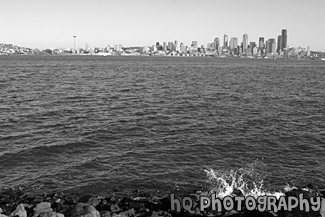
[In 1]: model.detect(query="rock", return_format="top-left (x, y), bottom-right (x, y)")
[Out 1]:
top-left (100, 211), bottom-right (111, 217)
top-left (34, 202), bottom-right (53, 217)
top-left (110, 204), bottom-right (121, 213)
top-left (56, 213), bottom-right (64, 217)
top-left (158, 197), bottom-right (170, 211)
top-left (117, 208), bottom-right (135, 217)
top-left (39, 211), bottom-right (64, 217)
top-left (78, 196), bottom-right (93, 204)
top-left (88, 198), bottom-right (99, 208)
top-left (232, 189), bottom-right (244, 196)
top-left (0, 208), bottom-right (7, 217)
top-left (243, 210), bottom-right (275, 217)
top-left (118, 198), bottom-right (133, 211)
top-left (224, 210), bottom-right (238, 216)
top-left (9, 204), bottom-right (27, 217)
top-left (150, 211), bottom-right (171, 217)
top-left (129, 201), bottom-right (145, 211)
top-left (96, 199), bottom-right (112, 212)
top-left (77, 196), bottom-right (99, 208)
top-left (72, 203), bottom-right (100, 217)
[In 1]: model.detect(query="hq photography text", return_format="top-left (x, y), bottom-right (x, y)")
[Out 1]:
top-left (170, 193), bottom-right (324, 213)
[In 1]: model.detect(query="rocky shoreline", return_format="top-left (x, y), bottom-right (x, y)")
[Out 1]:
top-left (0, 186), bottom-right (324, 217)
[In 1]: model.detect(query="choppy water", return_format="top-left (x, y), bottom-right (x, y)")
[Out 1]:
top-left (0, 56), bottom-right (324, 196)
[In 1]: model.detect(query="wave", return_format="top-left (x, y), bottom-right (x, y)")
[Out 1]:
top-left (203, 160), bottom-right (285, 199)
top-left (0, 140), bottom-right (96, 167)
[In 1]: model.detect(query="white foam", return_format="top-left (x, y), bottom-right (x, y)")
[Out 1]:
top-left (204, 161), bottom-right (284, 199)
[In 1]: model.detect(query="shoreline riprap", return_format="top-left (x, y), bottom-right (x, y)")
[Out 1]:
top-left (0, 184), bottom-right (324, 217)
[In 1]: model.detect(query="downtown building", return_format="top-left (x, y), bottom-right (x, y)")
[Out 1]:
top-left (281, 29), bottom-right (288, 51)
top-left (243, 34), bottom-right (248, 55)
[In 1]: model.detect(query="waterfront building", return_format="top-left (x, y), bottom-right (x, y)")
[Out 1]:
top-left (267, 38), bottom-right (276, 54)
top-left (167, 42), bottom-right (173, 51)
top-left (307, 46), bottom-right (310, 57)
top-left (207, 43), bottom-right (212, 51)
top-left (180, 43), bottom-right (186, 53)
top-left (223, 34), bottom-right (228, 48)
top-left (230, 37), bottom-right (238, 54)
top-left (175, 41), bottom-right (179, 52)
top-left (277, 35), bottom-right (282, 55)
top-left (258, 37), bottom-right (265, 49)
top-left (249, 42), bottom-right (256, 53)
top-left (191, 41), bottom-right (198, 50)
top-left (163, 42), bottom-right (167, 51)
top-left (281, 29), bottom-right (288, 51)
top-left (243, 33), bottom-right (248, 55)
top-left (252, 46), bottom-right (258, 56)
top-left (114, 44), bottom-right (123, 52)
top-left (214, 37), bottom-right (220, 51)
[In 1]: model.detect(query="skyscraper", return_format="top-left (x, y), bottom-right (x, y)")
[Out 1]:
top-left (281, 29), bottom-right (287, 51)
top-left (180, 43), bottom-right (186, 53)
top-left (277, 35), bottom-right (282, 54)
top-left (268, 38), bottom-right (276, 54)
top-left (214, 37), bottom-right (220, 51)
top-left (163, 42), bottom-right (167, 51)
top-left (258, 37), bottom-right (265, 49)
top-left (243, 34), bottom-right (248, 54)
top-left (191, 41), bottom-right (198, 50)
top-left (175, 40), bottom-right (179, 52)
top-left (230, 37), bottom-right (238, 54)
top-left (223, 34), bottom-right (228, 48)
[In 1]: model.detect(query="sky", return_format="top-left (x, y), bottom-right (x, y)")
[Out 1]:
top-left (1, 0), bottom-right (324, 51)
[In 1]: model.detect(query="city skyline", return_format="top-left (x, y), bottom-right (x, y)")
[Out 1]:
top-left (1, 0), bottom-right (325, 51)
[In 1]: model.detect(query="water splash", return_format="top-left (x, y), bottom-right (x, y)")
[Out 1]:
top-left (204, 160), bottom-right (284, 198)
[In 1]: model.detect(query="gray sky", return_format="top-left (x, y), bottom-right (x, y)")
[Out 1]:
top-left (1, 0), bottom-right (324, 51)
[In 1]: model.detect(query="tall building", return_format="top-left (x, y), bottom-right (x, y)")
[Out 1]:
top-left (163, 42), bottom-right (167, 51)
top-left (258, 37), bottom-right (265, 49)
top-left (207, 43), bottom-right (212, 51)
top-left (175, 40), bottom-right (179, 52)
top-left (180, 43), bottom-right (186, 53)
top-left (265, 40), bottom-right (269, 54)
top-left (268, 38), bottom-right (276, 54)
top-left (281, 29), bottom-right (287, 51)
top-left (191, 41), bottom-right (198, 49)
top-left (230, 37), bottom-right (238, 54)
top-left (168, 42), bottom-right (173, 51)
top-left (250, 42), bottom-right (257, 50)
top-left (223, 34), bottom-right (228, 48)
top-left (214, 37), bottom-right (220, 51)
top-left (243, 34), bottom-right (248, 54)
top-left (277, 35), bottom-right (282, 54)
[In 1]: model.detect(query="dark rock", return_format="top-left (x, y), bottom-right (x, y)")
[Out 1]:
top-left (158, 197), bottom-right (170, 211)
top-left (71, 203), bottom-right (100, 217)
top-left (232, 189), bottom-right (244, 197)
top-left (33, 202), bottom-right (52, 217)
top-left (77, 196), bottom-right (93, 204)
top-left (118, 198), bottom-right (133, 210)
top-left (95, 199), bottom-right (112, 212)
top-left (116, 208), bottom-right (135, 217)
top-left (244, 210), bottom-right (275, 217)
top-left (88, 198), bottom-right (99, 208)
top-left (150, 210), bottom-right (171, 217)
top-left (39, 211), bottom-right (64, 217)
top-left (110, 204), bottom-right (121, 213)
top-left (129, 201), bottom-right (146, 212)
top-left (101, 211), bottom-right (111, 217)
